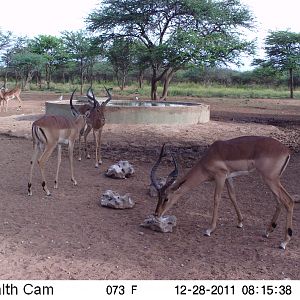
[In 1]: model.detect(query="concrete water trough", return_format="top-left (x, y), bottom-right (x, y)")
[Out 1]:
top-left (45, 98), bottom-right (210, 125)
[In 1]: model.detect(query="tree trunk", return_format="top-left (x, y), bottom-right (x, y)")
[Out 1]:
top-left (138, 70), bottom-right (144, 89)
top-left (80, 59), bottom-right (84, 95)
top-left (89, 63), bottom-right (94, 87)
top-left (121, 73), bottom-right (126, 91)
top-left (289, 68), bottom-right (294, 99)
top-left (151, 79), bottom-right (158, 100)
top-left (160, 68), bottom-right (176, 101)
top-left (4, 69), bottom-right (8, 89)
top-left (151, 67), bottom-right (158, 100)
top-left (24, 71), bottom-right (33, 90)
top-left (46, 64), bottom-right (50, 89)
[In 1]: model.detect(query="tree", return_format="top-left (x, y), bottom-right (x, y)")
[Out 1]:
top-left (62, 30), bottom-right (100, 94)
top-left (29, 35), bottom-right (65, 89)
top-left (0, 30), bottom-right (12, 51)
top-left (256, 30), bottom-right (300, 98)
top-left (1, 36), bottom-right (31, 87)
top-left (107, 38), bottom-right (136, 90)
top-left (87, 0), bottom-right (255, 100)
top-left (0, 31), bottom-right (13, 87)
top-left (10, 52), bottom-right (46, 89)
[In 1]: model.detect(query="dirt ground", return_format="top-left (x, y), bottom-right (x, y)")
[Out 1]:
top-left (0, 91), bottom-right (299, 280)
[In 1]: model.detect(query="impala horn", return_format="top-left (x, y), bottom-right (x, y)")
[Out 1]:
top-left (103, 86), bottom-right (112, 106)
top-left (70, 89), bottom-right (79, 117)
top-left (150, 144), bottom-right (178, 192)
top-left (87, 87), bottom-right (99, 108)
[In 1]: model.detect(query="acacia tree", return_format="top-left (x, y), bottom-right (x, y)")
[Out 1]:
top-left (257, 31), bottom-right (300, 98)
top-left (62, 30), bottom-right (99, 94)
top-left (87, 0), bottom-right (255, 100)
top-left (0, 31), bottom-right (14, 87)
top-left (29, 35), bottom-right (65, 89)
top-left (107, 38), bottom-right (136, 90)
top-left (2, 34), bottom-right (46, 88)
top-left (11, 52), bottom-right (46, 89)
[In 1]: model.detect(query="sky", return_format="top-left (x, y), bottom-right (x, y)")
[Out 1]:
top-left (0, 0), bottom-right (99, 37)
top-left (1, 0), bottom-right (300, 69)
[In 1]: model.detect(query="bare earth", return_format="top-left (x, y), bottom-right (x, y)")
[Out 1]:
top-left (0, 91), bottom-right (299, 280)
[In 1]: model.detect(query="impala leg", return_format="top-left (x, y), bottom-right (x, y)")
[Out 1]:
top-left (264, 178), bottom-right (294, 249)
top-left (279, 184), bottom-right (294, 249)
top-left (78, 130), bottom-right (83, 161)
top-left (94, 127), bottom-right (103, 168)
top-left (205, 175), bottom-right (226, 236)
top-left (84, 125), bottom-right (92, 159)
top-left (226, 178), bottom-right (243, 228)
top-left (28, 144), bottom-right (39, 196)
top-left (16, 95), bottom-right (22, 110)
top-left (68, 141), bottom-right (77, 186)
top-left (265, 198), bottom-right (282, 238)
top-left (38, 144), bottom-right (57, 196)
top-left (54, 145), bottom-right (62, 189)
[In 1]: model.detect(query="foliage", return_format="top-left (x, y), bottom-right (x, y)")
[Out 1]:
top-left (0, 30), bottom-right (12, 52)
top-left (107, 38), bottom-right (136, 90)
top-left (29, 35), bottom-right (66, 88)
top-left (264, 31), bottom-right (300, 70)
top-left (87, 0), bottom-right (256, 100)
top-left (254, 30), bottom-right (300, 98)
top-left (61, 30), bottom-right (101, 94)
top-left (11, 51), bottom-right (47, 89)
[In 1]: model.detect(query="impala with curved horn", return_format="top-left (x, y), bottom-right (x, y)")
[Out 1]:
top-left (78, 87), bottom-right (112, 168)
top-left (28, 90), bottom-right (89, 196)
top-left (151, 136), bottom-right (295, 250)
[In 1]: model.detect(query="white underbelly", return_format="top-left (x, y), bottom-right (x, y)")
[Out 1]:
top-left (58, 137), bottom-right (69, 145)
top-left (227, 170), bottom-right (252, 178)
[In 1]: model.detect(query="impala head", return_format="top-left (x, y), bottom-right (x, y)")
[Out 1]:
top-left (87, 86), bottom-right (112, 108)
top-left (151, 144), bottom-right (179, 217)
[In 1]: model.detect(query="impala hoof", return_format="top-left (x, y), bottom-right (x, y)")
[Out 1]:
top-left (237, 222), bottom-right (243, 228)
top-left (279, 242), bottom-right (286, 250)
top-left (204, 229), bottom-right (212, 237)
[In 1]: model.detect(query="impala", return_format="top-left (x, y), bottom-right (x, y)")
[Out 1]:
top-left (78, 87), bottom-right (112, 168)
top-left (151, 136), bottom-right (295, 249)
top-left (28, 90), bottom-right (88, 196)
top-left (0, 86), bottom-right (22, 112)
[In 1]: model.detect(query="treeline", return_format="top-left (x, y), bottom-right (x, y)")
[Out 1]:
top-left (0, 30), bottom-right (299, 96)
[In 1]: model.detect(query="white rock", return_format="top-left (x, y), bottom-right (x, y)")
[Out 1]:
top-left (100, 190), bottom-right (135, 209)
top-left (105, 161), bottom-right (135, 179)
top-left (141, 215), bottom-right (177, 232)
top-left (106, 164), bottom-right (125, 179)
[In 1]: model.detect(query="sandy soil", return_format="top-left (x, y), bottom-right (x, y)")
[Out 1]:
top-left (0, 91), bottom-right (299, 280)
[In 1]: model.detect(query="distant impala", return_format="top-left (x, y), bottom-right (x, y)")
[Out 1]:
top-left (0, 86), bottom-right (22, 112)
